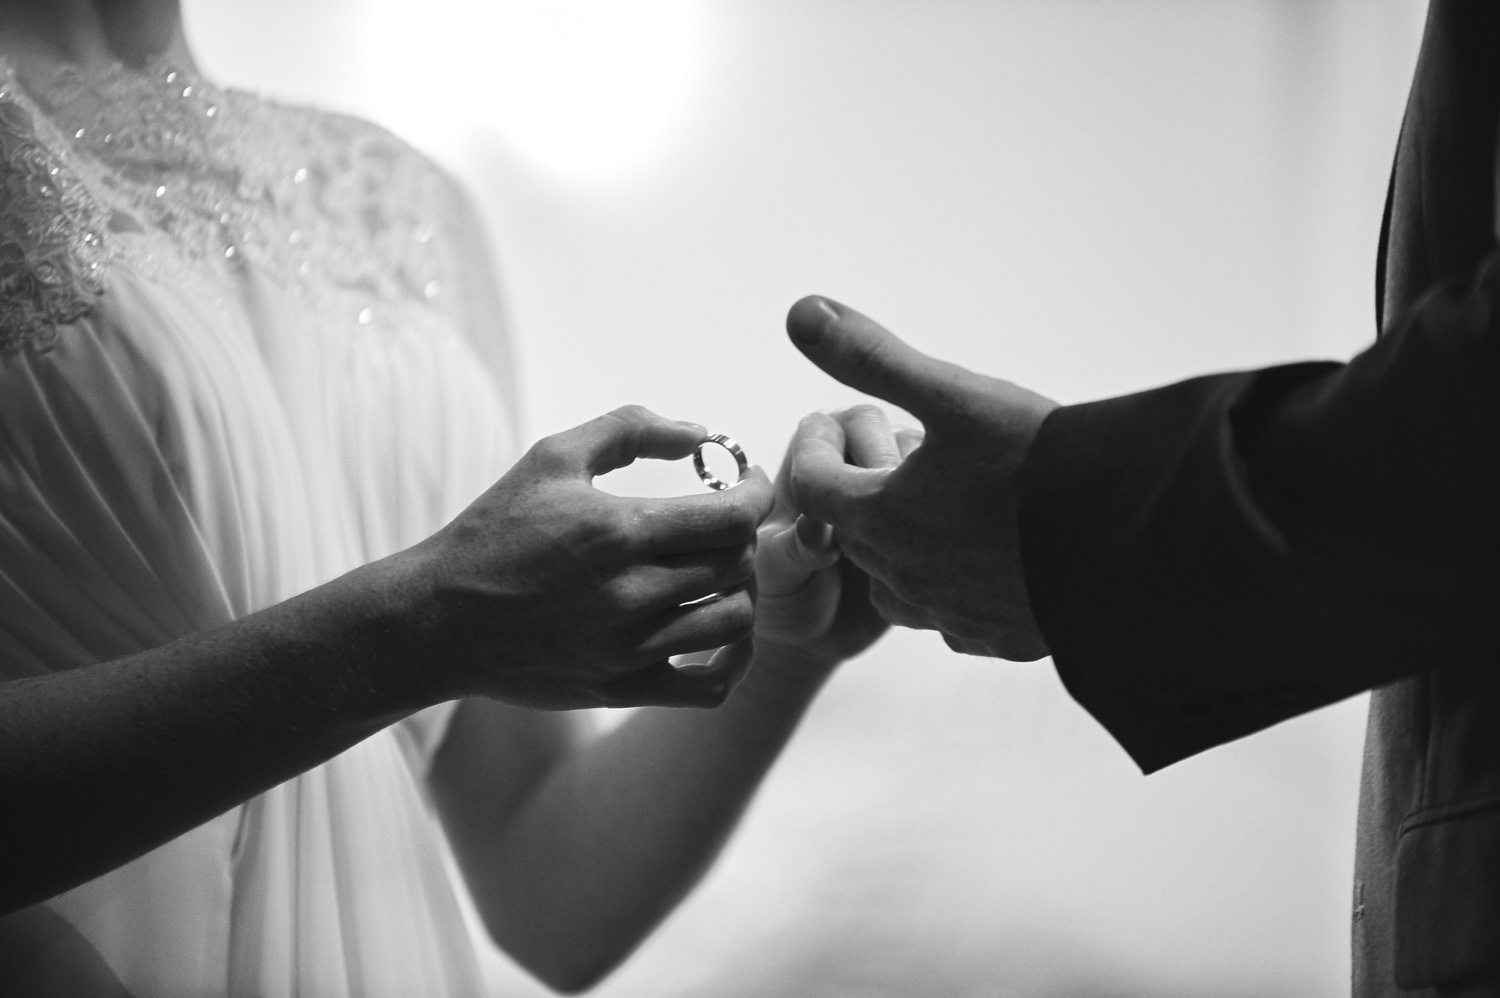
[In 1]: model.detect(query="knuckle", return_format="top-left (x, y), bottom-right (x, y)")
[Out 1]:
top-left (600, 411), bottom-right (641, 448)
top-left (528, 434), bottom-right (570, 469)
top-left (599, 578), bottom-right (641, 618)
top-left (565, 507), bottom-right (638, 561)
top-left (793, 411), bottom-right (826, 439)
top-left (609, 507), bottom-right (647, 552)
top-left (611, 403), bottom-right (652, 423)
top-left (603, 405), bottom-right (653, 449)
top-left (843, 402), bottom-right (885, 424)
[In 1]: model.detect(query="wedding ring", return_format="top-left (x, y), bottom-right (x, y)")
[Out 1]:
top-left (694, 433), bottom-right (749, 491)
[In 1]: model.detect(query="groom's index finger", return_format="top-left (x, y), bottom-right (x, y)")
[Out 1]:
top-left (786, 296), bottom-right (955, 428)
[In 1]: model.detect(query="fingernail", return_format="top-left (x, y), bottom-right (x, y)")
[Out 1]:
top-left (795, 514), bottom-right (836, 552)
top-left (789, 297), bottom-right (838, 346)
top-left (676, 420), bottom-right (707, 435)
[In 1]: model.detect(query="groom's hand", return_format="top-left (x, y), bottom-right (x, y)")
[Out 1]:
top-left (785, 297), bottom-right (1057, 661)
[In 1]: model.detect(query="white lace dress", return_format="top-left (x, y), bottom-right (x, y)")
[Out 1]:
top-left (0, 57), bottom-right (517, 997)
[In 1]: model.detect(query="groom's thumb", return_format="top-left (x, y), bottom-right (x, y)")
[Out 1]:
top-left (786, 296), bottom-right (964, 426)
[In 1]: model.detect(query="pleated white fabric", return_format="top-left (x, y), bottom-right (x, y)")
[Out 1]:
top-left (0, 56), bottom-right (518, 997)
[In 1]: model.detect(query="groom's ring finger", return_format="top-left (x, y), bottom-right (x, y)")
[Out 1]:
top-left (837, 404), bottom-right (901, 469)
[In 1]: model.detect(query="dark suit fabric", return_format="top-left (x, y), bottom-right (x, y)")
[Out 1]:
top-left (1017, 3), bottom-right (1499, 993)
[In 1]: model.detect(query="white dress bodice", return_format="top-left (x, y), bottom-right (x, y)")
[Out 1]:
top-left (0, 56), bottom-right (517, 997)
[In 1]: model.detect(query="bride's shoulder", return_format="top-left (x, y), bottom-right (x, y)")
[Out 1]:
top-left (251, 96), bottom-right (470, 221)
top-left (0, 76), bottom-right (110, 360)
top-left (243, 94), bottom-right (493, 305)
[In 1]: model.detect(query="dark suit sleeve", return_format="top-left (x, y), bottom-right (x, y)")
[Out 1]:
top-left (1017, 251), bottom-right (1500, 774)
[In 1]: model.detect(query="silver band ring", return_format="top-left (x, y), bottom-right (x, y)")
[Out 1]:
top-left (694, 433), bottom-right (749, 491)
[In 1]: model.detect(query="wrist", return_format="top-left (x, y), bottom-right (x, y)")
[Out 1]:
top-left (299, 546), bottom-right (457, 713)
top-left (746, 639), bottom-right (844, 686)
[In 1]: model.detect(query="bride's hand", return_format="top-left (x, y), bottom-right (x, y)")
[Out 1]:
top-left (379, 405), bottom-right (774, 711)
top-left (752, 405), bottom-right (917, 667)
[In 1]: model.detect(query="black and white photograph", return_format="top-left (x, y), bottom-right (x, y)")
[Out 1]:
top-left (0, 1), bottom-right (1494, 996)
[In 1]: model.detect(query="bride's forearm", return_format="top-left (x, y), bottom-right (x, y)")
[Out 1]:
top-left (0, 408), bottom-right (777, 916)
top-left (444, 644), bottom-right (838, 994)
top-left (0, 558), bottom-right (436, 915)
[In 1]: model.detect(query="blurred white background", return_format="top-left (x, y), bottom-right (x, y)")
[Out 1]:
top-left (183, 2), bottom-right (1428, 994)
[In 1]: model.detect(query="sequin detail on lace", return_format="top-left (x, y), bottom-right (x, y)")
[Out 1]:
top-left (0, 56), bottom-right (468, 353)
top-left (0, 89), bottom-right (109, 359)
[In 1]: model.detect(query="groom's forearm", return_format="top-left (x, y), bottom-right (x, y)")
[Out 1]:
top-left (1019, 254), bottom-right (1499, 772)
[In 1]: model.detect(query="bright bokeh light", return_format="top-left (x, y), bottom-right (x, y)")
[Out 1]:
top-left (362, 0), bottom-right (698, 178)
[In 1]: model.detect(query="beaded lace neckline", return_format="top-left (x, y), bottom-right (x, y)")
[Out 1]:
top-left (0, 53), bottom-right (459, 359)
top-left (9, 55), bottom-right (228, 163)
